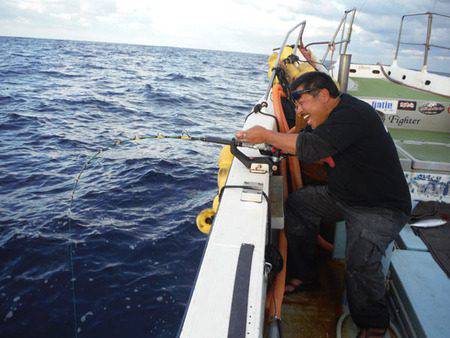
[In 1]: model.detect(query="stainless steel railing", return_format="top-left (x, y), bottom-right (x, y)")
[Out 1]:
top-left (394, 12), bottom-right (450, 72)
top-left (263, 20), bottom-right (306, 101)
top-left (263, 8), bottom-right (357, 100)
top-left (321, 8), bottom-right (356, 65)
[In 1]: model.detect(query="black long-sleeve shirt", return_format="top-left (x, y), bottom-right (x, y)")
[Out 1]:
top-left (296, 130), bottom-right (337, 163)
top-left (295, 94), bottom-right (411, 214)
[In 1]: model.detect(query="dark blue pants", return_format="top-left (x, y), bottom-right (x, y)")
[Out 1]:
top-left (285, 185), bottom-right (409, 329)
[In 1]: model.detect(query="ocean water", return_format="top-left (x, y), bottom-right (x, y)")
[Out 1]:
top-left (0, 36), bottom-right (268, 337)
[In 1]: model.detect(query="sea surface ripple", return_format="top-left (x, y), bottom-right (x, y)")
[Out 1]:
top-left (0, 36), bottom-right (268, 337)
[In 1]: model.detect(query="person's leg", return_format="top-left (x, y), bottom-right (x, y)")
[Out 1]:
top-left (285, 185), bottom-right (342, 287)
top-left (342, 205), bottom-right (409, 331)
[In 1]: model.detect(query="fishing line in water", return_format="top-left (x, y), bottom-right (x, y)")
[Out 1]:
top-left (65, 130), bottom-right (245, 336)
top-left (67, 131), bottom-right (239, 207)
top-left (66, 142), bottom-right (118, 337)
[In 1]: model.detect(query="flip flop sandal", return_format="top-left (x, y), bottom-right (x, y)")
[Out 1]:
top-left (357, 328), bottom-right (387, 338)
top-left (284, 280), bottom-right (319, 294)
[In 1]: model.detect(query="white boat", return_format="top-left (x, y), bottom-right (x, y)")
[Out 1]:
top-left (179, 10), bottom-right (450, 338)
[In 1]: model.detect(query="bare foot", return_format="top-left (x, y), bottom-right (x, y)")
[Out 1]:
top-left (285, 278), bottom-right (303, 293)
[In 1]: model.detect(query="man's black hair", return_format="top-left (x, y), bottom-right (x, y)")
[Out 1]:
top-left (290, 71), bottom-right (340, 98)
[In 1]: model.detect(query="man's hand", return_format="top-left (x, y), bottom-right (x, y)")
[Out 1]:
top-left (235, 126), bottom-right (269, 144)
top-left (236, 126), bottom-right (298, 154)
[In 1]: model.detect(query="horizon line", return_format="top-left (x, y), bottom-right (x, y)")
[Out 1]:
top-left (0, 34), bottom-right (269, 57)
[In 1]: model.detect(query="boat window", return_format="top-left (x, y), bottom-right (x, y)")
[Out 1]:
top-left (372, 70), bottom-right (380, 74)
top-left (402, 75), bottom-right (406, 80)
top-left (425, 80), bottom-right (431, 85)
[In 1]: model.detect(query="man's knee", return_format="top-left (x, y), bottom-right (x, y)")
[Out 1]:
top-left (345, 237), bottom-right (386, 301)
top-left (346, 236), bottom-right (383, 271)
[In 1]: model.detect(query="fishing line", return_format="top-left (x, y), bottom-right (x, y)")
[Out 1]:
top-left (65, 131), bottom-right (240, 334)
top-left (66, 142), bottom-right (119, 338)
top-left (65, 130), bottom-right (283, 336)
top-left (67, 131), bottom-right (239, 207)
top-left (66, 210), bottom-right (79, 338)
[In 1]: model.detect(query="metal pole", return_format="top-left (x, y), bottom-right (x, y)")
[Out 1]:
top-left (321, 15), bottom-right (346, 65)
top-left (394, 16), bottom-right (405, 61)
top-left (264, 21), bottom-right (306, 101)
top-left (337, 54), bottom-right (352, 93)
top-left (321, 8), bottom-right (355, 66)
top-left (342, 9), bottom-right (356, 55)
top-left (339, 18), bottom-right (346, 56)
top-left (292, 23), bottom-right (306, 56)
top-left (422, 12), bottom-right (433, 72)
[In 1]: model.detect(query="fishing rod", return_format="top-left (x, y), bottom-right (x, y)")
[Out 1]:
top-left (69, 131), bottom-right (286, 205)
top-left (133, 132), bottom-right (288, 173)
top-left (124, 132), bottom-right (243, 147)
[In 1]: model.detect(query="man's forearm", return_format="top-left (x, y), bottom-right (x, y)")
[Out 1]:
top-left (264, 130), bottom-right (298, 154)
top-left (235, 126), bottom-right (298, 154)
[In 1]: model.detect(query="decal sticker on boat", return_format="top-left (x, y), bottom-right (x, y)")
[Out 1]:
top-left (397, 100), bottom-right (416, 111)
top-left (386, 115), bottom-right (421, 127)
top-left (418, 102), bottom-right (445, 115)
top-left (363, 99), bottom-right (398, 114)
top-left (405, 172), bottom-right (450, 203)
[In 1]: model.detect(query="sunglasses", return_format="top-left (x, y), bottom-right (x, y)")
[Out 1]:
top-left (291, 88), bottom-right (318, 100)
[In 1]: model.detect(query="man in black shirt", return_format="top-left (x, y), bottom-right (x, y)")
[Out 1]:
top-left (235, 71), bottom-right (411, 337)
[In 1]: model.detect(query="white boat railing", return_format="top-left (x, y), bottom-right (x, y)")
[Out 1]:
top-left (263, 20), bottom-right (306, 101)
top-left (264, 8), bottom-right (357, 100)
top-left (394, 12), bottom-right (450, 73)
top-left (321, 8), bottom-right (356, 64)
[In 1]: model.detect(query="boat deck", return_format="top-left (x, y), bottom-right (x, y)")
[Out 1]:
top-left (348, 77), bottom-right (450, 102)
top-left (390, 128), bottom-right (450, 164)
top-left (282, 252), bottom-right (345, 338)
top-left (390, 129), bottom-right (450, 144)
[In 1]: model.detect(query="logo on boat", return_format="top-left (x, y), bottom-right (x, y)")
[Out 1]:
top-left (397, 100), bottom-right (416, 111)
top-left (387, 115), bottom-right (421, 127)
top-left (418, 103), bottom-right (445, 115)
top-left (364, 99), bottom-right (397, 115)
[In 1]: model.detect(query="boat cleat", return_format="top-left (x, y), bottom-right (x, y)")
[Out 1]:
top-left (250, 162), bottom-right (270, 174)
